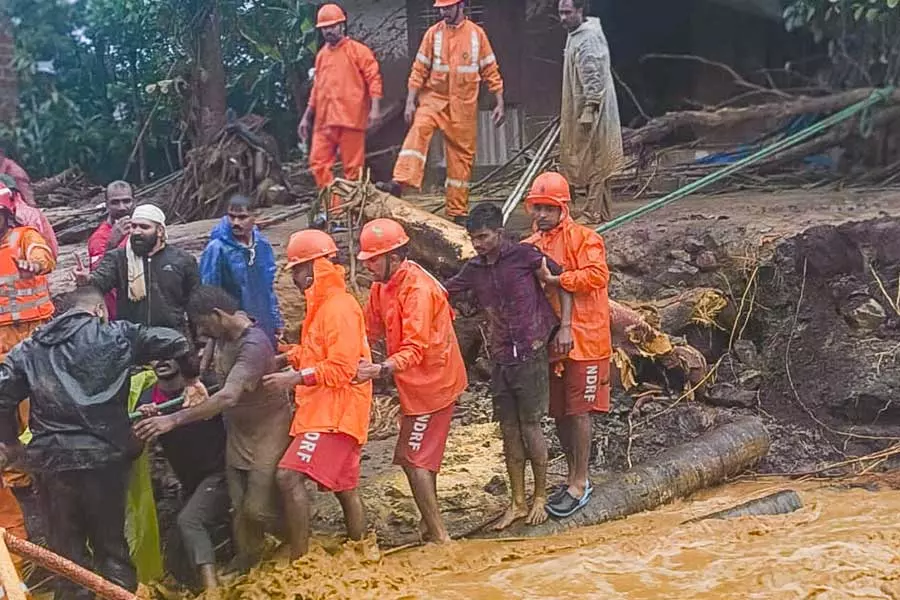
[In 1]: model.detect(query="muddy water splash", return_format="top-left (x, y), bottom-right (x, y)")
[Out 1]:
top-left (195, 479), bottom-right (900, 600)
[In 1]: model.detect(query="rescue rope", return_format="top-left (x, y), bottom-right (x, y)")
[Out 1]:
top-left (596, 87), bottom-right (898, 234)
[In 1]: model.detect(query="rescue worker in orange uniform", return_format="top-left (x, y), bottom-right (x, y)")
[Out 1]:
top-left (380, 0), bottom-right (505, 225)
top-left (262, 230), bottom-right (372, 559)
top-left (525, 172), bottom-right (611, 519)
top-left (299, 4), bottom-right (383, 220)
top-left (0, 181), bottom-right (55, 590)
top-left (354, 219), bottom-right (467, 544)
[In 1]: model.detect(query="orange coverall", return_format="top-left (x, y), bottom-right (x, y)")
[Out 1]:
top-left (364, 260), bottom-right (467, 416)
top-left (308, 38), bottom-right (383, 211)
top-left (288, 258), bottom-right (373, 445)
top-left (525, 212), bottom-right (611, 362)
top-left (394, 19), bottom-right (503, 218)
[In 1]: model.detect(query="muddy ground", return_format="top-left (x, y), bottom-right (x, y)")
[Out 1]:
top-left (229, 186), bottom-right (900, 553)
top-left (46, 185), bottom-right (900, 596)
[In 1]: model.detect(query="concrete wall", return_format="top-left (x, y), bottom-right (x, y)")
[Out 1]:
top-left (0, 17), bottom-right (16, 123)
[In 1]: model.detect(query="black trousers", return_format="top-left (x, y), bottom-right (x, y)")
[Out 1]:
top-left (37, 462), bottom-right (137, 600)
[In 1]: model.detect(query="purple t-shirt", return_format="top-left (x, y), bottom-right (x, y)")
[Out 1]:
top-left (445, 239), bottom-right (561, 365)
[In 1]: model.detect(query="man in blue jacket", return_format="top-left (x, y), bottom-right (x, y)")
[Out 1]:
top-left (199, 195), bottom-right (283, 347)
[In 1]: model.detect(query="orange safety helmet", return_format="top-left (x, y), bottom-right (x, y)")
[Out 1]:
top-left (525, 171), bottom-right (571, 208)
top-left (433, 0), bottom-right (463, 7)
top-left (284, 229), bottom-right (338, 269)
top-left (357, 218), bottom-right (410, 261)
top-left (316, 3), bottom-right (346, 28)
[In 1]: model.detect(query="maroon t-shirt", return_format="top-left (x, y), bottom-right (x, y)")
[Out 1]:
top-left (445, 239), bottom-right (561, 365)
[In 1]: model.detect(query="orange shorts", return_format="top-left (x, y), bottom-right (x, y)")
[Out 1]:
top-left (549, 359), bottom-right (611, 418)
top-left (278, 432), bottom-right (361, 492)
top-left (393, 402), bottom-right (455, 473)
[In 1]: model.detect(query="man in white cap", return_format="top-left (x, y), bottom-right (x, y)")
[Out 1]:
top-left (75, 203), bottom-right (200, 332)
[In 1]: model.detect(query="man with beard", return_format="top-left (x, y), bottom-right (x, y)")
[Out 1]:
top-left (299, 3), bottom-right (382, 220)
top-left (75, 203), bottom-right (200, 332)
top-left (87, 181), bottom-right (136, 319)
top-left (557, 0), bottom-right (623, 222)
top-left (199, 195), bottom-right (283, 347)
top-left (378, 0), bottom-right (504, 225)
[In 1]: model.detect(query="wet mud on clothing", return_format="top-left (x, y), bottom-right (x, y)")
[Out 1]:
top-left (213, 326), bottom-right (292, 472)
top-left (38, 461), bottom-right (136, 600)
top-left (490, 347), bottom-right (550, 425)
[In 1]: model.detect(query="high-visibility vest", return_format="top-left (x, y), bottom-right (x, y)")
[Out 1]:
top-left (0, 228), bottom-right (53, 325)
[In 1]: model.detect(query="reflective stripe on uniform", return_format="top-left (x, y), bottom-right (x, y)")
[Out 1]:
top-left (456, 30), bottom-right (480, 74)
top-left (479, 54), bottom-right (496, 67)
top-left (432, 30), bottom-right (450, 73)
top-left (399, 149), bottom-right (428, 163)
top-left (416, 53), bottom-right (432, 66)
top-left (445, 178), bottom-right (470, 189)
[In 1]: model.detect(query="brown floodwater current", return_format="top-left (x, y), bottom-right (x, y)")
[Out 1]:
top-left (199, 478), bottom-right (900, 600)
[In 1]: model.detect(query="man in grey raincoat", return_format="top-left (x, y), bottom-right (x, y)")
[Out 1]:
top-left (558, 0), bottom-right (624, 222)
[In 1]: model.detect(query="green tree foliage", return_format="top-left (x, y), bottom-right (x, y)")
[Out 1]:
top-left (784, 0), bottom-right (900, 87)
top-left (1, 0), bottom-right (317, 182)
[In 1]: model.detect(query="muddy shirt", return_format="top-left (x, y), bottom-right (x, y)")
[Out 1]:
top-left (445, 239), bottom-right (561, 365)
top-left (214, 325), bottom-right (292, 471)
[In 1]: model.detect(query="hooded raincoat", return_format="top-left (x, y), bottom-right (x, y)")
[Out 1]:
top-left (560, 17), bottom-right (624, 218)
top-left (199, 217), bottom-right (283, 344)
top-left (525, 210), bottom-right (611, 362)
top-left (288, 259), bottom-right (373, 445)
top-left (0, 310), bottom-right (193, 471)
top-left (365, 260), bottom-right (467, 416)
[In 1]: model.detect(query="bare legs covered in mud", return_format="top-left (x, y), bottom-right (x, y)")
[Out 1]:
top-left (493, 419), bottom-right (548, 530)
top-left (276, 469), bottom-right (366, 559)
top-left (555, 414), bottom-right (591, 499)
top-left (404, 466), bottom-right (451, 543)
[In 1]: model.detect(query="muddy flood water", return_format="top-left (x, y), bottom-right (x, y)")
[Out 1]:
top-left (206, 477), bottom-right (900, 600)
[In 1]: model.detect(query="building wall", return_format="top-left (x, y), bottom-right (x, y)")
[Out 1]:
top-left (0, 17), bottom-right (16, 123)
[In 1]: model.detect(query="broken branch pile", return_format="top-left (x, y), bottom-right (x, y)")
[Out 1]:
top-left (169, 114), bottom-right (289, 223)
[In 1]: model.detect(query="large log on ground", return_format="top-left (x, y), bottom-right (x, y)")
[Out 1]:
top-left (682, 489), bottom-right (802, 524)
top-left (624, 88), bottom-right (900, 150)
top-left (476, 416), bottom-right (770, 538)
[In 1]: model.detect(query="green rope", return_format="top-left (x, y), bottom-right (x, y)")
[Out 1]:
top-left (596, 87), bottom-right (897, 234)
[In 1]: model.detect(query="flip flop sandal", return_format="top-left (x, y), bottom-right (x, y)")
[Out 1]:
top-left (546, 484), bottom-right (594, 519)
top-left (548, 483), bottom-right (568, 503)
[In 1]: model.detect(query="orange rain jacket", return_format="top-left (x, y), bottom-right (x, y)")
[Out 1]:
top-left (309, 37), bottom-right (383, 131)
top-left (409, 19), bottom-right (503, 123)
top-left (365, 260), bottom-right (467, 416)
top-left (525, 215), bottom-right (611, 361)
top-left (288, 258), bottom-right (373, 445)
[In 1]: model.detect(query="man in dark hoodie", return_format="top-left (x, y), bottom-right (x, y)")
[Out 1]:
top-left (199, 195), bottom-right (283, 346)
top-left (0, 286), bottom-right (206, 600)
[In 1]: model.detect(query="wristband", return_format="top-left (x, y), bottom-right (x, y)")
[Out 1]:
top-left (300, 368), bottom-right (317, 387)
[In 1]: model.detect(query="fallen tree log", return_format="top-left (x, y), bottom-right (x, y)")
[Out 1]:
top-left (476, 416), bottom-right (771, 538)
top-left (624, 88), bottom-right (900, 150)
top-left (683, 489), bottom-right (802, 524)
